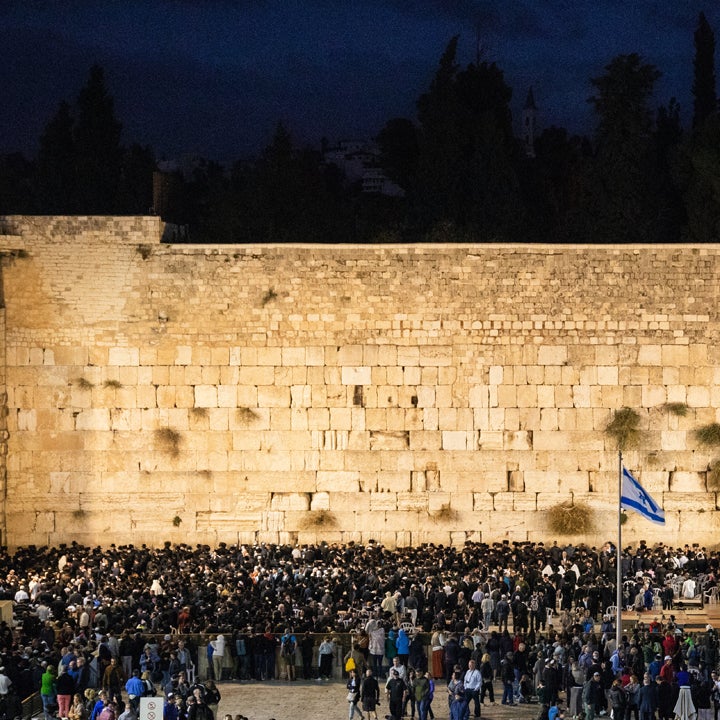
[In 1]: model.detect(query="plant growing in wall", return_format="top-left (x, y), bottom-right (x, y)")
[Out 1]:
top-left (172, 515), bottom-right (182, 527)
top-left (154, 427), bottom-right (182, 458)
top-left (136, 244), bottom-right (152, 260)
top-left (190, 407), bottom-right (209, 418)
top-left (694, 423), bottom-right (720, 447)
top-left (236, 407), bottom-right (259, 425)
top-left (604, 407), bottom-right (642, 450)
top-left (430, 504), bottom-right (458, 522)
top-left (661, 402), bottom-right (688, 417)
top-left (103, 379), bottom-right (123, 389)
top-left (261, 288), bottom-right (278, 307)
top-left (74, 377), bottom-right (94, 390)
top-left (299, 509), bottom-right (337, 530)
top-left (547, 501), bottom-right (594, 535)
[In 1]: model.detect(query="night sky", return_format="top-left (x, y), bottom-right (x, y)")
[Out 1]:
top-left (2, 1), bottom-right (718, 163)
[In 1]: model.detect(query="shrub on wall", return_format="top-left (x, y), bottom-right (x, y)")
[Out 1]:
top-left (707, 461), bottom-right (720, 490)
top-left (299, 509), bottom-right (337, 530)
top-left (547, 501), bottom-right (594, 535)
top-left (604, 407), bottom-right (642, 450)
top-left (236, 407), bottom-right (259, 425)
top-left (695, 423), bottom-right (720, 447)
top-left (661, 402), bottom-right (688, 417)
top-left (154, 427), bottom-right (182, 458)
top-left (430, 505), bottom-right (458, 522)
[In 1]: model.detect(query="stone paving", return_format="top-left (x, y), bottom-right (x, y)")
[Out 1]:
top-left (215, 679), bottom-right (544, 720)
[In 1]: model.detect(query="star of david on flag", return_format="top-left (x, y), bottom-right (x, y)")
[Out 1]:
top-left (621, 466), bottom-right (665, 525)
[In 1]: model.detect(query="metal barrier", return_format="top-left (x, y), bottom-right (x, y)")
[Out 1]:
top-left (20, 691), bottom-right (42, 720)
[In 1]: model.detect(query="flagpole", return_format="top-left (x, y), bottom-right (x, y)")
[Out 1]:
top-left (616, 450), bottom-right (623, 652)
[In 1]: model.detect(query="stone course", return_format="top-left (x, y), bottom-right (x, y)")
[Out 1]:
top-left (1, 216), bottom-right (720, 547)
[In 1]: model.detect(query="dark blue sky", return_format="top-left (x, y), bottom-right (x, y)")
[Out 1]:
top-left (1, 1), bottom-right (717, 162)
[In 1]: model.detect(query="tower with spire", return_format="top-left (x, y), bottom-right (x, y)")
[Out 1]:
top-left (522, 87), bottom-right (537, 158)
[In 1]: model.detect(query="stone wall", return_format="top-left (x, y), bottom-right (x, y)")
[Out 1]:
top-left (1, 215), bottom-right (719, 549)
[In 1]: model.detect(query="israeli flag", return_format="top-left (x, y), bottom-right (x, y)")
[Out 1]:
top-left (621, 467), bottom-right (665, 525)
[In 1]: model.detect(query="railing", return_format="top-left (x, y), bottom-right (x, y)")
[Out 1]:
top-left (21, 691), bottom-right (42, 720)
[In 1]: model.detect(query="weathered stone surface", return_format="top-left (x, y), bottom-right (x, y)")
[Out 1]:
top-left (4, 217), bottom-right (720, 547)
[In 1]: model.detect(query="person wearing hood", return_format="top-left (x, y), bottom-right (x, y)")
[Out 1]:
top-left (396, 628), bottom-right (410, 667)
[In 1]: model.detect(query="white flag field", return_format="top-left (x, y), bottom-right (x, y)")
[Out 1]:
top-left (621, 466), bottom-right (666, 525)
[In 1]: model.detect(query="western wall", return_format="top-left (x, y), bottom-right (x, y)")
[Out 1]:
top-left (1, 215), bottom-right (719, 550)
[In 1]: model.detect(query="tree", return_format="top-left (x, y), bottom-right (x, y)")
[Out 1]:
top-left (377, 117), bottom-right (418, 192)
top-left (116, 144), bottom-right (156, 215)
top-left (36, 101), bottom-right (77, 213)
top-left (674, 114), bottom-right (720, 242)
top-left (582, 54), bottom-right (664, 242)
top-left (413, 36), bottom-right (521, 237)
top-left (0, 153), bottom-right (35, 213)
top-left (74, 65), bottom-right (123, 213)
top-left (693, 11), bottom-right (717, 130)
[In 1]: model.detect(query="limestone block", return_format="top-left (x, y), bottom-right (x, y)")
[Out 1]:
top-left (468, 386), bottom-right (490, 408)
top-left (418, 346), bottom-right (451, 366)
top-left (17, 409), bottom-right (36, 431)
top-left (660, 430), bottom-right (686, 452)
top-left (687, 386), bottom-right (710, 407)
top-left (596, 366), bottom-right (618, 385)
top-left (397, 492), bottom-right (428, 512)
top-left (397, 346), bottom-right (419, 366)
top-left (455, 471), bottom-right (505, 493)
top-left (662, 345), bottom-right (689, 365)
top-left (442, 431), bottom-right (469, 450)
top-left (434, 385), bottom-right (452, 408)
top-left (409, 431), bottom-right (441, 451)
top-left (75, 409), bottom-right (110, 431)
top-left (538, 346), bottom-right (567, 365)
top-left (513, 493), bottom-right (537, 511)
top-left (342, 366), bottom-right (371, 385)
top-left (69, 386), bottom-right (92, 409)
top-left (640, 385), bottom-right (665, 407)
top-left (329, 491), bottom-right (370, 512)
top-left (368, 430), bottom-right (407, 450)
top-left (316, 471), bottom-right (359, 492)
top-left (194, 385), bottom-right (218, 408)
top-left (279, 347), bottom-right (304, 366)
top-left (536, 492), bottom-right (574, 510)
top-left (270, 493), bottom-right (311, 511)
top-left (476, 430), bottom-right (502, 450)
top-left (109, 347), bottom-right (140, 366)
top-left (175, 346), bottom-right (192, 365)
top-left (376, 471), bottom-right (410, 493)
top-left (357, 509), bottom-right (390, 531)
top-left (482, 512), bottom-right (533, 542)
top-left (663, 491), bottom-right (713, 510)
top-left (328, 408), bottom-right (351, 431)
top-left (257, 385), bottom-right (289, 407)
top-left (401, 365), bottom-right (420, 384)
top-left (493, 492), bottom-right (513, 511)
top-left (552, 385), bottom-right (572, 408)
top-left (669, 471), bottom-right (705, 492)
top-left (532, 431), bottom-right (568, 451)
top-left (256, 347), bottom-right (281, 366)
top-left (598, 385), bottom-right (623, 409)
top-left (523, 470), bottom-right (561, 493)
top-left (637, 345), bottom-right (662, 365)
top-left (370, 492), bottom-right (397, 511)
top-left (504, 430), bottom-right (532, 450)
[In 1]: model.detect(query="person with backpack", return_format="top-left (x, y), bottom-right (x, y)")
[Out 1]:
top-left (279, 629), bottom-right (296, 681)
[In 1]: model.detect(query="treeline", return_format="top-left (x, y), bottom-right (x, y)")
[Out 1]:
top-left (3, 13), bottom-right (720, 243)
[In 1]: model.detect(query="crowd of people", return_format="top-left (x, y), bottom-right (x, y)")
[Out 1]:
top-left (0, 538), bottom-right (717, 720)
